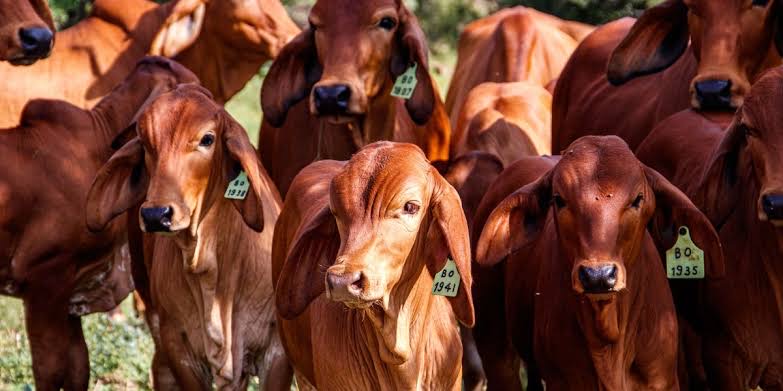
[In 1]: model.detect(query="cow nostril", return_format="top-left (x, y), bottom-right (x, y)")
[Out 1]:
top-left (140, 206), bottom-right (175, 232)
top-left (313, 85), bottom-right (352, 115)
top-left (18, 27), bottom-right (53, 57)
top-left (694, 79), bottom-right (733, 109)
top-left (348, 272), bottom-right (364, 293)
top-left (578, 264), bottom-right (618, 293)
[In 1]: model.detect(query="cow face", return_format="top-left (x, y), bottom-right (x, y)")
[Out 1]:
top-left (608, 0), bottom-right (783, 110)
top-left (261, 0), bottom-right (436, 127)
top-left (0, 0), bottom-right (54, 65)
top-left (477, 136), bottom-right (724, 298)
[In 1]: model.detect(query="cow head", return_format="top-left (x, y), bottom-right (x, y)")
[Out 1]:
top-left (87, 85), bottom-right (268, 240)
top-left (0, 0), bottom-right (54, 65)
top-left (477, 136), bottom-right (723, 305)
top-left (261, 0), bottom-right (436, 127)
top-left (275, 142), bottom-right (473, 363)
top-left (700, 66), bottom-right (783, 227)
top-left (607, 0), bottom-right (783, 110)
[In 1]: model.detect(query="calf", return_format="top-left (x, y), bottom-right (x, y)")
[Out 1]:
top-left (86, 85), bottom-right (285, 389)
top-left (272, 142), bottom-right (473, 390)
top-left (637, 65), bottom-right (783, 390)
top-left (475, 136), bottom-right (724, 390)
top-left (259, 0), bottom-right (451, 197)
top-left (0, 0), bottom-right (53, 64)
top-left (0, 57), bottom-right (196, 390)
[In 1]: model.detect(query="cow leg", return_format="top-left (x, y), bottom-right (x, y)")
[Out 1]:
top-left (263, 350), bottom-right (294, 391)
top-left (157, 323), bottom-right (209, 390)
top-left (25, 289), bottom-right (89, 391)
top-left (460, 326), bottom-right (487, 391)
top-left (152, 348), bottom-right (182, 391)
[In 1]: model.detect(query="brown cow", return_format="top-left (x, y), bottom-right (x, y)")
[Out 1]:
top-left (86, 84), bottom-right (286, 389)
top-left (0, 0), bottom-right (299, 127)
top-left (445, 6), bottom-right (591, 125)
top-left (0, 57), bottom-right (197, 390)
top-left (475, 136), bottom-right (725, 390)
top-left (0, 0), bottom-right (53, 64)
top-left (451, 81), bottom-right (552, 163)
top-left (636, 65), bottom-right (783, 389)
top-left (259, 0), bottom-right (451, 197)
top-left (272, 142), bottom-right (473, 390)
top-left (552, 0), bottom-right (783, 152)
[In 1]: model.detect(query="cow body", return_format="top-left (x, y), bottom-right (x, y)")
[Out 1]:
top-left (0, 0), bottom-right (299, 127)
top-left (445, 6), bottom-right (590, 125)
top-left (0, 0), bottom-right (53, 64)
top-left (637, 67), bottom-right (783, 388)
top-left (0, 57), bottom-right (196, 390)
top-left (272, 142), bottom-right (474, 390)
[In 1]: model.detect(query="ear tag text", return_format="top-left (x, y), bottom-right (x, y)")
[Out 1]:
top-left (666, 226), bottom-right (705, 279)
top-left (224, 171), bottom-right (250, 200)
top-left (391, 63), bottom-right (418, 100)
top-left (432, 258), bottom-right (460, 297)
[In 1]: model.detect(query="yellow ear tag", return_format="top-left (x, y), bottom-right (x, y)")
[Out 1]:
top-left (666, 226), bottom-right (705, 279)
top-left (224, 171), bottom-right (250, 200)
top-left (432, 258), bottom-right (460, 297)
top-left (391, 63), bottom-right (418, 100)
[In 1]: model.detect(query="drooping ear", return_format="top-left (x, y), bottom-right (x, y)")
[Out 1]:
top-left (222, 111), bottom-right (267, 232)
top-left (150, 0), bottom-right (206, 57)
top-left (275, 161), bottom-right (343, 319)
top-left (607, 0), bottom-right (689, 85)
top-left (424, 170), bottom-right (474, 327)
top-left (694, 120), bottom-right (746, 228)
top-left (86, 138), bottom-right (149, 232)
top-left (475, 171), bottom-right (553, 267)
top-left (644, 165), bottom-right (725, 279)
top-left (261, 29), bottom-right (322, 127)
top-left (390, 6), bottom-right (435, 125)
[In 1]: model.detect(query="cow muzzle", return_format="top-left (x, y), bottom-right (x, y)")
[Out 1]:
top-left (694, 79), bottom-right (733, 110)
top-left (573, 261), bottom-right (626, 295)
top-left (312, 84), bottom-right (351, 116)
top-left (140, 206), bottom-right (174, 233)
top-left (761, 194), bottom-right (783, 226)
top-left (10, 26), bottom-right (53, 65)
top-left (325, 266), bottom-right (381, 308)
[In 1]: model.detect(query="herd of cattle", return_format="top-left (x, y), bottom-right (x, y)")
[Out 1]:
top-left (2, 0), bottom-right (783, 390)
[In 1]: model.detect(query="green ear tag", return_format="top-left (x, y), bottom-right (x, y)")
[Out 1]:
top-left (224, 171), bottom-right (250, 200)
top-left (666, 226), bottom-right (705, 279)
top-left (432, 258), bottom-right (460, 297)
top-left (391, 63), bottom-right (418, 100)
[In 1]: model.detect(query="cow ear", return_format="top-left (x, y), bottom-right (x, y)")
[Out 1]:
top-left (476, 171), bottom-right (552, 267)
top-left (391, 7), bottom-right (435, 125)
top-left (607, 0), bottom-right (689, 85)
top-left (425, 170), bottom-right (474, 327)
top-left (275, 163), bottom-right (341, 319)
top-left (694, 120), bottom-right (746, 227)
top-left (86, 138), bottom-right (149, 232)
top-left (644, 165), bottom-right (726, 279)
top-left (222, 112), bottom-right (268, 232)
top-left (150, 0), bottom-right (206, 57)
top-left (261, 29), bottom-right (322, 128)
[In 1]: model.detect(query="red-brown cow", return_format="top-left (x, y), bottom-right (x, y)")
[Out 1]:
top-left (445, 6), bottom-right (591, 125)
top-left (0, 0), bottom-right (299, 127)
top-left (552, 0), bottom-right (783, 152)
top-left (86, 84), bottom-right (286, 389)
top-left (0, 57), bottom-right (197, 390)
top-left (259, 0), bottom-right (451, 197)
top-left (636, 65), bottom-right (783, 390)
top-left (272, 142), bottom-right (473, 390)
top-left (0, 0), bottom-right (53, 64)
top-left (475, 136), bottom-right (724, 390)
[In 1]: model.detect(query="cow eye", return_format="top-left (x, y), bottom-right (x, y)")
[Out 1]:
top-left (378, 17), bottom-right (397, 30)
top-left (752, 0), bottom-right (768, 6)
top-left (403, 201), bottom-right (420, 215)
top-left (552, 194), bottom-right (566, 209)
top-left (199, 134), bottom-right (215, 147)
top-left (631, 193), bottom-right (644, 209)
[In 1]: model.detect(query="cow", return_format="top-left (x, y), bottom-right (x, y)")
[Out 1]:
top-left (272, 141), bottom-right (473, 390)
top-left (445, 6), bottom-right (591, 125)
top-left (0, 56), bottom-right (197, 391)
top-left (258, 0), bottom-right (451, 197)
top-left (552, 0), bottom-right (783, 152)
top-left (0, 0), bottom-right (54, 65)
top-left (85, 84), bottom-right (286, 389)
top-left (450, 81), bottom-right (552, 163)
top-left (0, 0), bottom-right (300, 127)
top-left (636, 65), bottom-right (783, 390)
top-left (474, 136), bottom-right (725, 390)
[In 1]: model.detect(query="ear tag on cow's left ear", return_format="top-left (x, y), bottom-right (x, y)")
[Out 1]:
top-left (432, 258), bottom-right (460, 297)
top-left (391, 63), bottom-right (418, 100)
top-left (224, 171), bottom-right (250, 200)
top-left (666, 226), bottom-right (705, 279)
